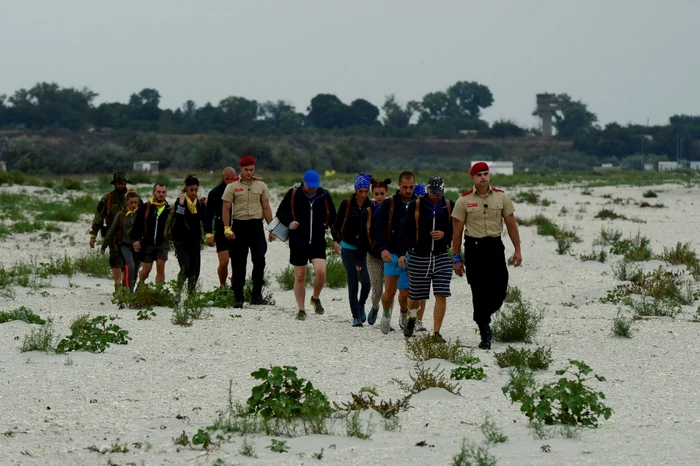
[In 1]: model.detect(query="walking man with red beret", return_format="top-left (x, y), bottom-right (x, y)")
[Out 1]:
top-left (222, 156), bottom-right (274, 308)
top-left (451, 162), bottom-right (522, 350)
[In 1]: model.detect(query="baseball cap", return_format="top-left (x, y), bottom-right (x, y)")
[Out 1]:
top-left (302, 170), bottom-right (321, 188)
top-left (427, 176), bottom-right (445, 195)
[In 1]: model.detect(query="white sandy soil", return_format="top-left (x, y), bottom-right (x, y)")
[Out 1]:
top-left (1, 182), bottom-right (699, 465)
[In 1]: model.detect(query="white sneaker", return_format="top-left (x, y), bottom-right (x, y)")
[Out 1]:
top-left (415, 320), bottom-right (427, 332)
top-left (398, 311), bottom-right (408, 330)
top-left (380, 311), bottom-right (392, 335)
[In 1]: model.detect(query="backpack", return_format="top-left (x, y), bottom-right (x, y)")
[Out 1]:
top-left (338, 198), bottom-right (352, 236)
top-left (163, 206), bottom-right (177, 242)
top-left (290, 186), bottom-right (331, 227)
top-left (385, 197), bottom-right (396, 240)
top-left (413, 198), bottom-right (452, 242)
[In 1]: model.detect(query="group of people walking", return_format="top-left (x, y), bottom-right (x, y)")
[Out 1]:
top-left (90, 158), bottom-right (522, 349)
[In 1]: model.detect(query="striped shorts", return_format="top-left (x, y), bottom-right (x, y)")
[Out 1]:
top-left (407, 252), bottom-right (452, 301)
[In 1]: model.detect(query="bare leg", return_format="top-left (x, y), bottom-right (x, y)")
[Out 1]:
top-left (433, 296), bottom-right (447, 334)
top-left (293, 266), bottom-right (307, 310)
top-left (139, 262), bottom-right (153, 284)
top-left (417, 299), bottom-right (427, 320)
top-left (381, 276), bottom-right (398, 312)
top-left (111, 267), bottom-right (122, 286)
top-left (217, 250), bottom-right (230, 287)
top-left (398, 289), bottom-right (409, 311)
top-left (155, 259), bottom-right (167, 285)
top-left (311, 259), bottom-right (326, 300)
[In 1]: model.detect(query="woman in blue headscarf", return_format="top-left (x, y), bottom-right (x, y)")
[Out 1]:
top-left (331, 174), bottom-right (373, 327)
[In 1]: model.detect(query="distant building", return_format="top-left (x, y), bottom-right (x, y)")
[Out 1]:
top-left (689, 161), bottom-right (700, 171)
top-left (643, 163), bottom-right (655, 171)
top-left (0, 161), bottom-right (6, 172)
top-left (133, 161), bottom-right (159, 174)
top-left (471, 161), bottom-right (514, 176)
top-left (658, 161), bottom-right (678, 172)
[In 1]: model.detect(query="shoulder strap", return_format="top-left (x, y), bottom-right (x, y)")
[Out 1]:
top-left (385, 197), bottom-right (396, 240)
top-left (366, 206), bottom-right (375, 250)
top-left (105, 193), bottom-right (112, 223)
top-left (291, 187), bottom-right (298, 222)
top-left (414, 198), bottom-right (421, 242)
top-left (340, 198), bottom-right (351, 234)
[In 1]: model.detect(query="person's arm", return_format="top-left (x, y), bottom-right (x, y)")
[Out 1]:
top-left (101, 214), bottom-right (120, 252)
top-left (372, 198), bottom-right (393, 262)
top-left (222, 184), bottom-right (234, 239)
top-left (260, 184), bottom-right (273, 225)
top-left (89, 195), bottom-right (107, 247)
top-left (330, 199), bottom-right (346, 242)
top-left (131, 204), bottom-right (146, 252)
top-left (452, 218), bottom-right (465, 276)
top-left (504, 214), bottom-right (522, 267)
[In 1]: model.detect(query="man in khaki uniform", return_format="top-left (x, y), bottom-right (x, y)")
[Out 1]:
top-left (452, 162), bottom-right (522, 350)
top-left (89, 171), bottom-right (130, 291)
top-left (222, 155), bottom-right (274, 308)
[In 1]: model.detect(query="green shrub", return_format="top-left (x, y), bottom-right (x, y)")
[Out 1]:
top-left (612, 312), bottom-right (633, 337)
top-left (628, 297), bottom-right (682, 318)
top-left (56, 315), bottom-right (131, 353)
top-left (393, 365), bottom-right (462, 396)
top-left (493, 346), bottom-right (552, 370)
top-left (480, 416), bottom-right (508, 444)
top-left (405, 334), bottom-right (469, 364)
top-left (505, 285), bottom-right (522, 304)
top-left (276, 264), bottom-right (313, 291)
top-left (594, 227), bottom-right (622, 246)
top-left (21, 320), bottom-right (58, 352)
top-left (62, 179), bottom-right (83, 191)
top-left (642, 190), bottom-right (658, 198)
top-left (202, 286), bottom-right (235, 308)
top-left (451, 439), bottom-right (497, 466)
top-left (332, 389), bottom-right (411, 419)
top-left (115, 283), bottom-right (176, 309)
top-left (502, 360), bottom-right (612, 428)
top-left (492, 299), bottom-right (543, 344)
top-left (514, 190), bottom-right (540, 204)
top-left (450, 356), bottom-right (486, 380)
top-left (0, 306), bottom-right (46, 324)
top-left (325, 253), bottom-right (347, 288)
top-left (657, 242), bottom-right (698, 266)
top-left (595, 208), bottom-right (627, 220)
top-left (579, 250), bottom-right (607, 263)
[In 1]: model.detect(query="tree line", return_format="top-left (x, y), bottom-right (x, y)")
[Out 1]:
top-left (0, 81), bottom-right (698, 162)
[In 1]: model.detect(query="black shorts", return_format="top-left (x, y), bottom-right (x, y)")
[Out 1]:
top-left (142, 241), bottom-right (169, 263)
top-left (214, 228), bottom-right (235, 253)
top-left (108, 244), bottom-right (124, 269)
top-left (289, 240), bottom-right (327, 267)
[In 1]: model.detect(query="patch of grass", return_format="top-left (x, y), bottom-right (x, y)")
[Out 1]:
top-left (172, 288), bottom-right (211, 326)
top-left (579, 250), bottom-right (607, 263)
top-left (628, 297), bottom-right (682, 318)
top-left (344, 411), bottom-right (374, 439)
top-left (267, 438), bottom-right (290, 453)
top-left (21, 320), bottom-right (58, 352)
top-left (492, 299), bottom-right (544, 344)
top-left (201, 286), bottom-right (235, 308)
top-left (612, 260), bottom-right (642, 282)
top-left (0, 306), bottom-right (46, 324)
top-left (595, 208), bottom-right (627, 220)
top-left (405, 334), bottom-right (469, 364)
top-left (610, 232), bottom-right (652, 262)
top-left (612, 312), bottom-right (633, 337)
top-left (514, 190), bottom-right (540, 204)
top-left (616, 266), bottom-right (694, 305)
top-left (504, 285), bottom-right (522, 304)
top-left (276, 264), bottom-right (313, 291)
top-left (594, 227), bottom-right (623, 246)
top-left (493, 346), bottom-right (552, 370)
top-left (62, 179), bottom-right (83, 191)
top-left (239, 437), bottom-right (257, 458)
top-left (392, 365), bottom-right (462, 396)
top-left (480, 416), bottom-right (508, 444)
top-left (115, 282), bottom-right (176, 309)
top-left (333, 390), bottom-right (411, 419)
top-left (451, 439), bottom-right (497, 466)
top-left (325, 253), bottom-right (347, 289)
top-left (639, 202), bottom-right (664, 208)
top-left (657, 242), bottom-right (698, 266)
top-left (10, 220), bottom-right (45, 234)
top-left (642, 190), bottom-right (658, 198)
top-left (518, 214), bottom-right (581, 252)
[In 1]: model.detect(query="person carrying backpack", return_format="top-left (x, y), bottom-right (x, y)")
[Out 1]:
top-left (331, 174), bottom-right (372, 327)
top-left (100, 189), bottom-right (141, 292)
top-left (171, 175), bottom-right (206, 294)
top-left (398, 176), bottom-right (455, 341)
top-left (275, 170), bottom-right (337, 320)
top-left (131, 183), bottom-right (171, 286)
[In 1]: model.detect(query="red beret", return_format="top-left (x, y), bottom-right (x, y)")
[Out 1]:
top-left (470, 162), bottom-right (489, 176)
top-left (239, 155), bottom-right (256, 167)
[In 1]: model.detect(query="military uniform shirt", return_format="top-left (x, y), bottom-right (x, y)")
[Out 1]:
top-left (222, 178), bottom-right (270, 221)
top-left (91, 189), bottom-right (127, 237)
top-left (452, 186), bottom-right (515, 238)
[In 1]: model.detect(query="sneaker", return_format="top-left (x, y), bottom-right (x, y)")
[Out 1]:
top-left (380, 311), bottom-right (392, 335)
top-left (310, 297), bottom-right (325, 315)
top-left (352, 318), bottom-right (363, 328)
top-left (359, 307), bottom-right (367, 323)
top-left (367, 307), bottom-right (379, 326)
top-left (398, 311), bottom-right (408, 330)
top-left (250, 293), bottom-right (265, 305)
top-left (233, 301), bottom-right (244, 309)
top-left (296, 310), bottom-right (307, 321)
top-left (415, 320), bottom-right (427, 332)
top-left (404, 317), bottom-right (416, 338)
top-left (432, 332), bottom-right (446, 344)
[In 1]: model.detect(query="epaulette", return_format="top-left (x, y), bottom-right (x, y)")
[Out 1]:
top-left (232, 176), bottom-right (240, 181)
top-left (461, 189), bottom-right (474, 197)
top-left (492, 187), bottom-right (504, 192)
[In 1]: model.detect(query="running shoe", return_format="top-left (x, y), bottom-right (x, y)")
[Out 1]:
top-left (296, 310), bottom-right (307, 321)
top-left (415, 320), bottom-right (427, 332)
top-left (367, 307), bottom-right (379, 326)
top-left (404, 317), bottom-right (416, 338)
top-left (380, 311), bottom-right (392, 335)
top-left (359, 307), bottom-right (367, 323)
top-left (432, 332), bottom-right (446, 344)
top-left (353, 318), bottom-right (363, 328)
top-left (310, 297), bottom-right (325, 315)
top-left (398, 310), bottom-right (408, 330)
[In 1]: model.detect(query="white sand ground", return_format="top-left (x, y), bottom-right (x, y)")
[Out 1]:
top-left (1, 182), bottom-right (699, 465)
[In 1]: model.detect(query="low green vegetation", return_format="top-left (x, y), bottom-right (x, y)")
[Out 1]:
top-left (517, 214), bottom-right (581, 254)
top-left (325, 253), bottom-right (347, 288)
top-left (405, 334), bottom-right (469, 364)
top-left (642, 190), bottom-right (658, 198)
top-left (494, 346), bottom-right (553, 370)
top-left (492, 293), bottom-right (544, 344)
top-left (452, 438), bottom-right (498, 466)
top-left (20, 320), bottom-right (58, 352)
top-left (55, 314), bottom-right (131, 353)
top-left (450, 356), bottom-right (486, 381)
top-left (612, 312), bottom-right (633, 337)
top-left (595, 208), bottom-right (627, 220)
top-left (393, 365), bottom-right (462, 396)
top-left (0, 306), bottom-right (46, 324)
top-left (333, 388), bottom-right (411, 419)
top-left (276, 264), bottom-right (313, 291)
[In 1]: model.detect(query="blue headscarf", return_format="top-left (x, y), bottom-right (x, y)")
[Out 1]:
top-left (354, 173), bottom-right (372, 190)
top-left (414, 184), bottom-right (427, 198)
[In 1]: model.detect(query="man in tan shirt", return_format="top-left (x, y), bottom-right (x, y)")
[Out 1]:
top-left (451, 162), bottom-right (522, 350)
top-left (222, 155), bottom-right (274, 308)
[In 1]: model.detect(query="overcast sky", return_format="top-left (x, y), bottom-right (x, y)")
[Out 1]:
top-left (1, 0), bottom-right (698, 128)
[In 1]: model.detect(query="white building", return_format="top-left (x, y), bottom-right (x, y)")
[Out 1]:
top-left (0, 161), bottom-right (6, 172)
top-left (689, 161), bottom-right (700, 171)
top-left (133, 161), bottom-right (160, 174)
top-left (658, 161), bottom-right (678, 172)
top-left (470, 161), bottom-right (514, 176)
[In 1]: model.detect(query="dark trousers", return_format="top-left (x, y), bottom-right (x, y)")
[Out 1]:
top-left (175, 244), bottom-right (201, 293)
top-left (341, 247), bottom-right (371, 319)
top-left (463, 235), bottom-right (508, 325)
top-left (230, 219), bottom-right (267, 300)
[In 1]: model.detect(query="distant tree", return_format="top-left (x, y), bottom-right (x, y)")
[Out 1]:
top-left (669, 114), bottom-right (700, 126)
top-left (414, 91), bottom-right (452, 124)
top-left (7, 82), bottom-right (96, 130)
top-left (447, 81), bottom-right (494, 119)
top-left (91, 102), bottom-right (130, 129)
top-left (218, 96), bottom-right (259, 132)
top-left (381, 94), bottom-right (413, 130)
top-left (350, 98), bottom-right (379, 125)
top-left (551, 93), bottom-right (598, 139)
top-left (307, 93), bottom-right (355, 129)
top-left (490, 119), bottom-right (526, 138)
top-left (128, 88), bottom-right (162, 125)
top-left (260, 100), bottom-right (303, 132)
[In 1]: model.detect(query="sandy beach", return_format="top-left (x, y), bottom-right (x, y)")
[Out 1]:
top-left (1, 181), bottom-right (699, 466)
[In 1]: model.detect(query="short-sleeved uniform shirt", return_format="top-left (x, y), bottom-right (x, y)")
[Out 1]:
top-left (222, 178), bottom-right (270, 221)
top-left (452, 186), bottom-right (515, 238)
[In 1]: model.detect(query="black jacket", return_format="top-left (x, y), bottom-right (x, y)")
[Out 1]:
top-left (130, 201), bottom-right (171, 246)
top-left (331, 194), bottom-right (371, 247)
top-left (398, 197), bottom-right (455, 256)
top-left (371, 192), bottom-right (416, 255)
top-left (203, 181), bottom-right (228, 235)
top-left (357, 201), bottom-right (382, 259)
top-left (276, 186), bottom-right (337, 246)
top-left (172, 198), bottom-right (205, 246)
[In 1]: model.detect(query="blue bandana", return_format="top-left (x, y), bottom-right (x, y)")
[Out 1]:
top-left (414, 184), bottom-right (427, 198)
top-left (354, 173), bottom-right (372, 190)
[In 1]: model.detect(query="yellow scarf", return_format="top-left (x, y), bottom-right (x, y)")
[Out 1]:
top-left (124, 207), bottom-right (137, 217)
top-left (185, 196), bottom-right (198, 214)
top-left (149, 197), bottom-right (166, 208)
